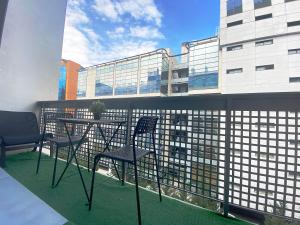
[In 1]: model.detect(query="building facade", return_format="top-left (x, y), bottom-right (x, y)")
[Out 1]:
top-left (59, 59), bottom-right (81, 100)
top-left (220, 0), bottom-right (300, 94)
top-left (77, 37), bottom-right (219, 99)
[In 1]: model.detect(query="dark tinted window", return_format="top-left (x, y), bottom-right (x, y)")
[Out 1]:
top-left (255, 14), bottom-right (272, 21)
top-left (254, 0), bottom-right (272, 9)
top-left (227, 45), bottom-right (243, 51)
top-left (288, 49), bottom-right (300, 55)
top-left (287, 21), bottom-right (300, 27)
top-left (227, 0), bottom-right (243, 16)
top-left (227, 68), bottom-right (243, 74)
top-left (255, 39), bottom-right (273, 46)
top-left (289, 77), bottom-right (300, 83)
top-left (227, 20), bottom-right (243, 27)
top-left (256, 65), bottom-right (274, 71)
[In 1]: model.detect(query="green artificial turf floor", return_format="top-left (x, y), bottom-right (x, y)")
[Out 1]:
top-left (4, 152), bottom-right (252, 225)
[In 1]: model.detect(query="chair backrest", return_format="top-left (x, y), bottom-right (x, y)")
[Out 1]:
top-left (0, 110), bottom-right (39, 138)
top-left (43, 112), bottom-right (73, 124)
top-left (42, 112), bottom-right (74, 137)
top-left (133, 116), bottom-right (158, 138)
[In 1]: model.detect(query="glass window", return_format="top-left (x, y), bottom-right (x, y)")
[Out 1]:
top-left (227, 45), bottom-right (243, 51)
top-left (58, 65), bottom-right (66, 100)
top-left (255, 13), bottom-right (272, 21)
top-left (288, 48), bottom-right (300, 55)
top-left (256, 64), bottom-right (274, 71)
top-left (227, 20), bottom-right (243, 27)
top-left (226, 68), bottom-right (243, 74)
top-left (255, 39), bottom-right (273, 46)
top-left (77, 70), bottom-right (87, 97)
top-left (254, 0), bottom-right (272, 9)
top-left (140, 53), bottom-right (162, 94)
top-left (95, 64), bottom-right (114, 97)
top-left (188, 39), bottom-right (219, 91)
top-left (115, 58), bottom-right (138, 95)
top-left (227, 0), bottom-right (243, 16)
top-left (289, 77), bottom-right (300, 83)
top-left (287, 21), bottom-right (300, 27)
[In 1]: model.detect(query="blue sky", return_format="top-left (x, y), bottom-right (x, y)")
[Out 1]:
top-left (62, 0), bottom-right (220, 66)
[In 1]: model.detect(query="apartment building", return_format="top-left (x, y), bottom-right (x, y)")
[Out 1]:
top-left (220, 0), bottom-right (300, 94)
top-left (77, 49), bottom-right (169, 99)
top-left (169, 37), bottom-right (219, 96)
top-left (219, 0), bottom-right (300, 218)
top-left (77, 37), bottom-right (219, 99)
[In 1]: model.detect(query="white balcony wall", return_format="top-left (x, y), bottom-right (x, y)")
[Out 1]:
top-left (0, 0), bottom-right (67, 111)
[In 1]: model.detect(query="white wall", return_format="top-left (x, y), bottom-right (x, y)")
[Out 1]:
top-left (0, 0), bottom-right (67, 112)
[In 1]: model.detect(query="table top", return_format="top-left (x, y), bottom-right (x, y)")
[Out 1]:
top-left (58, 117), bottom-right (126, 125)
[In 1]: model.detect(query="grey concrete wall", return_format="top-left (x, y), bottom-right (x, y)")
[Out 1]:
top-left (0, 0), bottom-right (68, 112)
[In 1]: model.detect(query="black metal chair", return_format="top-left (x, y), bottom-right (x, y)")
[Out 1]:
top-left (88, 116), bottom-right (162, 225)
top-left (36, 112), bottom-right (90, 187)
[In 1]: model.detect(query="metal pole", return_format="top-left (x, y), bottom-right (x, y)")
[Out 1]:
top-left (223, 97), bottom-right (232, 217)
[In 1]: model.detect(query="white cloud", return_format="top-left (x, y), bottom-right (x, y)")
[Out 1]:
top-left (93, 0), bottom-right (162, 26)
top-left (101, 40), bottom-right (157, 62)
top-left (62, 0), bottom-right (103, 66)
top-left (106, 27), bottom-right (125, 39)
top-left (93, 0), bottom-right (119, 21)
top-left (62, 0), bottom-right (163, 67)
top-left (130, 26), bottom-right (164, 39)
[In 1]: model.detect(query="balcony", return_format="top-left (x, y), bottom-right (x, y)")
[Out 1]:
top-left (4, 152), bottom-right (250, 225)
top-left (2, 93), bottom-right (300, 225)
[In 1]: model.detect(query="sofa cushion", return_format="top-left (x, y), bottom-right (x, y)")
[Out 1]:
top-left (2, 134), bottom-right (40, 146)
top-left (0, 111), bottom-right (39, 139)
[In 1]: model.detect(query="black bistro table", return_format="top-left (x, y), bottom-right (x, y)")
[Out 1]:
top-left (55, 117), bottom-right (126, 202)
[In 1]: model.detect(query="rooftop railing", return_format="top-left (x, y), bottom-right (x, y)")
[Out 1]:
top-left (37, 93), bottom-right (300, 223)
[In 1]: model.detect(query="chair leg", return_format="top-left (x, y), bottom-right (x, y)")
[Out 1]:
top-left (89, 156), bottom-right (99, 210)
top-left (0, 146), bottom-right (6, 168)
top-left (36, 140), bottom-right (44, 174)
top-left (87, 142), bottom-right (90, 172)
top-left (52, 145), bottom-right (59, 188)
top-left (50, 142), bottom-right (54, 158)
top-left (121, 161), bottom-right (125, 186)
top-left (153, 151), bottom-right (162, 202)
top-left (32, 142), bottom-right (38, 152)
top-left (133, 160), bottom-right (142, 225)
top-left (66, 146), bottom-right (71, 162)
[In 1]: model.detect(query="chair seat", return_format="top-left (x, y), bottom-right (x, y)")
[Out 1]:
top-left (97, 145), bottom-right (152, 163)
top-left (46, 136), bottom-right (89, 147)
